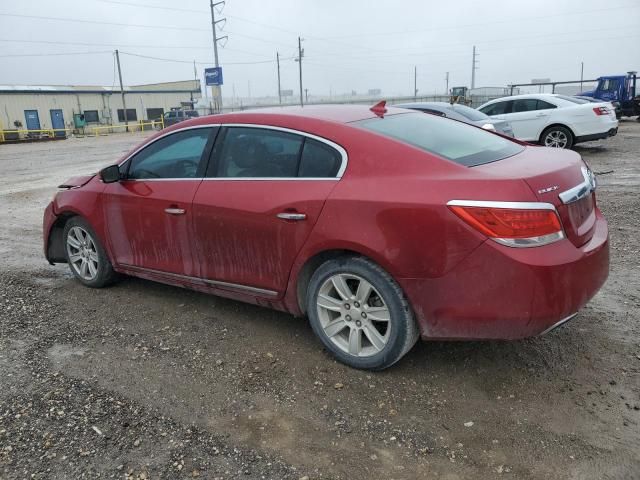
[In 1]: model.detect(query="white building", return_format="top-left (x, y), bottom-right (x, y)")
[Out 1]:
top-left (0, 80), bottom-right (201, 132)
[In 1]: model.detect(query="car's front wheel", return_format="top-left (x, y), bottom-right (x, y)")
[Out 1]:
top-left (540, 125), bottom-right (574, 149)
top-left (63, 217), bottom-right (118, 288)
top-left (306, 256), bottom-right (419, 370)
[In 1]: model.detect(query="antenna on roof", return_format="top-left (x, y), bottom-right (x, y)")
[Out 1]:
top-left (370, 100), bottom-right (387, 117)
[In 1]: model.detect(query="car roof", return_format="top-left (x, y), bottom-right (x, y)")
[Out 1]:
top-left (193, 104), bottom-right (411, 126)
top-left (480, 93), bottom-right (570, 108)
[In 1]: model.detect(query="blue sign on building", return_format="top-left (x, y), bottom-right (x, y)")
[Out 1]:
top-left (204, 67), bottom-right (223, 86)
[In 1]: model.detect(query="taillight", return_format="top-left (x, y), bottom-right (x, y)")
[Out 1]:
top-left (593, 106), bottom-right (609, 116)
top-left (447, 200), bottom-right (564, 247)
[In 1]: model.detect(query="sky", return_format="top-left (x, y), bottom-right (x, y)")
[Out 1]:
top-left (0, 0), bottom-right (638, 101)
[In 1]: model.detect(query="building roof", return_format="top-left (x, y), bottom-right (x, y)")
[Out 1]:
top-left (0, 80), bottom-right (200, 94)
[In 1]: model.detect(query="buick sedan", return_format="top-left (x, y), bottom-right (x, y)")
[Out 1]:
top-left (43, 103), bottom-right (609, 370)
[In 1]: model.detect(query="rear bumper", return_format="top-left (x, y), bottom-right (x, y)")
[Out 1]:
top-left (401, 209), bottom-right (609, 340)
top-left (575, 128), bottom-right (618, 143)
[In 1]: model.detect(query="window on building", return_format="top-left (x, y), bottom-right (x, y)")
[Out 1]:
top-left (117, 109), bottom-right (138, 122)
top-left (83, 110), bottom-right (99, 123)
top-left (146, 108), bottom-right (164, 120)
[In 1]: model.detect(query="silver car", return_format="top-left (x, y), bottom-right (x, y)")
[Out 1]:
top-left (393, 102), bottom-right (514, 137)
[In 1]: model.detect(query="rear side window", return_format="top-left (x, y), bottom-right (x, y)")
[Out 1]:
top-left (215, 127), bottom-right (303, 178)
top-left (356, 112), bottom-right (524, 167)
top-left (536, 100), bottom-right (557, 110)
top-left (299, 139), bottom-right (341, 177)
top-left (480, 101), bottom-right (512, 115)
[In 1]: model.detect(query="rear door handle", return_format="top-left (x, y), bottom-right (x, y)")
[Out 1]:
top-left (165, 207), bottom-right (186, 215)
top-left (277, 212), bottom-right (307, 221)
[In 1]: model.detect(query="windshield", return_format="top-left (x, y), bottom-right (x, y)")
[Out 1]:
top-left (449, 104), bottom-right (489, 121)
top-left (355, 112), bottom-right (523, 167)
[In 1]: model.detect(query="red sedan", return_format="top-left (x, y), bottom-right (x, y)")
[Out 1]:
top-left (43, 103), bottom-right (609, 370)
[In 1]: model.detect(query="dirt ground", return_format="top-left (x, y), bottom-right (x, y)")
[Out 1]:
top-left (0, 123), bottom-right (639, 480)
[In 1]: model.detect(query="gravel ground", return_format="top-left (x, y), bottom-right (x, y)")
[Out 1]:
top-left (0, 123), bottom-right (639, 479)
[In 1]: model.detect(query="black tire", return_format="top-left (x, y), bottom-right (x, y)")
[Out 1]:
top-left (306, 256), bottom-right (419, 370)
top-left (540, 125), bottom-right (574, 149)
top-left (63, 216), bottom-right (118, 288)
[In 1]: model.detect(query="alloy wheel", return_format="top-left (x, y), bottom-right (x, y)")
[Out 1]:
top-left (316, 273), bottom-right (391, 357)
top-left (66, 226), bottom-right (99, 281)
top-left (544, 130), bottom-right (568, 148)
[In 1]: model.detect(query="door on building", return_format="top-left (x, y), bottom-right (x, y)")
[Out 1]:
top-left (50, 109), bottom-right (66, 138)
top-left (24, 110), bottom-right (41, 132)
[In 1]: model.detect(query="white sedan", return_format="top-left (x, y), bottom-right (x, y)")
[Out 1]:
top-left (477, 93), bottom-right (618, 148)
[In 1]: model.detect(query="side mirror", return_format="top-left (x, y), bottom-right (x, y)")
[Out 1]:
top-left (100, 165), bottom-right (121, 183)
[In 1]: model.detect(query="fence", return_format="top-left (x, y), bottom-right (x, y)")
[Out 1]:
top-left (0, 119), bottom-right (164, 143)
top-left (211, 93), bottom-right (506, 115)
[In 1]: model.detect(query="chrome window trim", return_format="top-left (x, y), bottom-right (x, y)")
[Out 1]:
top-left (447, 200), bottom-right (557, 210)
top-left (558, 166), bottom-right (596, 205)
top-left (121, 264), bottom-right (278, 297)
top-left (117, 124), bottom-right (219, 168)
top-left (446, 199), bottom-right (564, 248)
top-left (115, 122), bottom-right (348, 180)
top-left (201, 177), bottom-right (339, 182)
top-left (538, 312), bottom-right (578, 336)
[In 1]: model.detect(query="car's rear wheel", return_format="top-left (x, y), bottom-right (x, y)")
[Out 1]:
top-left (63, 217), bottom-right (118, 288)
top-left (540, 125), bottom-right (574, 149)
top-left (306, 256), bottom-right (419, 370)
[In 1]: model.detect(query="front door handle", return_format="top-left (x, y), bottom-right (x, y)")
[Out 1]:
top-left (277, 212), bottom-right (307, 221)
top-left (165, 207), bottom-right (186, 215)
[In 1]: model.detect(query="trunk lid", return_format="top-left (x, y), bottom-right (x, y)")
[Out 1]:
top-left (475, 146), bottom-right (596, 247)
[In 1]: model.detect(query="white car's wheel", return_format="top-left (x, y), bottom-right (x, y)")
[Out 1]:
top-left (541, 126), bottom-right (574, 149)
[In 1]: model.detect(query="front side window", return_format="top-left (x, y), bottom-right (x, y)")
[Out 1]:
top-left (356, 112), bottom-right (524, 167)
top-left (127, 127), bottom-right (213, 179)
top-left (600, 79), bottom-right (618, 92)
top-left (215, 127), bottom-right (304, 178)
top-left (512, 99), bottom-right (538, 112)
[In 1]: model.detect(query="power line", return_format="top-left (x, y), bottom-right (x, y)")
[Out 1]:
top-left (119, 51), bottom-right (286, 65)
top-left (0, 38), bottom-right (213, 50)
top-left (329, 3), bottom-right (640, 40)
top-left (0, 13), bottom-right (208, 31)
top-left (0, 50), bottom-right (112, 58)
top-left (95, 0), bottom-right (205, 13)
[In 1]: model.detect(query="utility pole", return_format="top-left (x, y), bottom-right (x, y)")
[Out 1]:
top-left (580, 61), bottom-right (584, 92)
top-left (191, 60), bottom-right (198, 108)
top-left (414, 66), bottom-right (418, 99)
top-left (471, 45), bottom-right (478, 89)
top-left (115, 49), bottom-right (128, 132)
top-left (296, 37), bottom-right (304, 107)
top-left (445, 71), bottom-right (449, 95)
top-left (277, 52), bottom-right (282, 105)
top-left (209, 0), bottom-right (227, 112)
top-left (305, 88), bottom-right (308, 103)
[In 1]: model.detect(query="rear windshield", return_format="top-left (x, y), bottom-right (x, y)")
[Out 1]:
top-left (355, 112), bottom-right (524, 167)
top-left (449, 104), bottom-right (488, 121)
